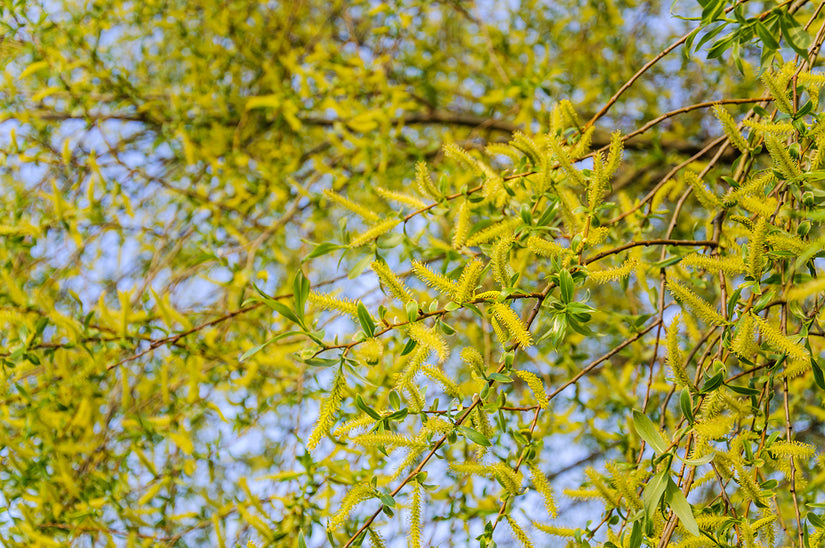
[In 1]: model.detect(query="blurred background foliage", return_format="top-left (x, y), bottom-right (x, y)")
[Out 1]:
top-left (0, 0), bottom-right (820, 546)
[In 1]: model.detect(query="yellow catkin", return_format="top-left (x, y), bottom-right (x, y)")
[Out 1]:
top-left (693, 414), bottom-right (735, 441)
top-left (738, 194), bottom-right (777, 216)
top-left (667, 314), bottom-right (690, 388)
top-left (811, 133), bottom-right (825, 170)
top-left (723, 172), bottom-right (772, 205)
top-left (491, 315), bottom-right (508, 345)
top-left (486, 142), bottom-right (522, 163)
top-left (456, 258), bottom-right (484, 303)
top-left (465, 218), bottom-right (520, 247)
top-left (506, 516), bottom-right (535, 548)
top-left (515, 370), bottom-right (547, 408)
top-left (588, 257), bottom-right (637, 284)
top-left (511, 131), bottom-right (542, 166)
top-left (667, 280), bottom-right (726, 327)
top-left (368, 528), bottom-right (387, 548)
top-left (526, 235), bottom-right (567, 257)
top-left (713, 104), bottom-right (749, 153)
top-left (394, 346), bottom-right (428, 390)
top-left (371, 260), bottom-right (413, 302)
top-left (307, 369), bottom-right (346, 450)
top-left (375, 187), bottom-right (428, 209)
top-left (684, 170), bottom-right (720, 209)
top-left (765, 134), bottom-right (801, 180)
top-left (475, 407), bottom-right (493, 441)
top-left (548, 134), bottom-right (586, 187)
top-left (415, 161), bottom-right (440, 199)
top-left (605, 130), bottom-right (623, 178)
top-left (588, 153), bottom-right (607, 211)
top-left (585, 226), bottom-right (609, 247)
top-left (681, 254), bottom-right (745, 277)
top-left (450, 461), bottom-right (492, 477)
top-left (461, 347), bottom-right (487, 378)
top-left (557, 186), bottom-right (583, 232)
top-left (606, 462), bottom-right (642, 510)
top-left (533, 522), bottom-right (578, 537)
top-left (409, 483), bottom-right (422, 548)
top-left (770, 440), bottom-right (815, 459)
top-left (651, 179), bottom-right (677, 214)
top-left (751, 314), bottom-right (809, 363)
top-left (349, 218), bottom-right (400, 247)
top-left (422, 364), bottom-right (461, 398)
top-left (761, 70), bottom-right (793, 114)
top-left (327, 482), bottom-right (375, 531)
top-left (569, 126), bottom-right (594, 158)
top-left (528, 464), bottom-right (557, 518)
top-left (333, 415), bottom-right (375, 437)
top-left (453, 199), bottom-right (471, 249)
top-left (308, 292), bottom-right (359, 317)
top-left (787, 278), bottom-right (825, 301)
top-left (493, 463), bottom-right (523, 495)
top-left (353, 432), bottom-right (426, 450)
top-left (492, 235), bottom-right (514, 287)
top-left (747, 216), bottom-right (768, 279)
top-left (731, 313), bottom-right (756, 360)
top-left (585, 467), bottom-right (619, 506)
top-left (323, 188), bottom-right (380, 223)
top-left (767, 231), bottom-right (804, 254)
top-left (491, 303), bottom-right (533, 347)
top-left (403, 382), bottom-right (425, 413)
top-left (742, 119), bottom-right (794, 135)
top-left (411, 260), bottom-right (457, 298)
top-left (408, 322), bottom-right (449, 362)
top-left (443, 143), bottom-right (482, 174)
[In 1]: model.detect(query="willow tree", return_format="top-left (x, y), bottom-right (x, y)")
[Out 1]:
top-left (1, 0), bottom-right (825, 547)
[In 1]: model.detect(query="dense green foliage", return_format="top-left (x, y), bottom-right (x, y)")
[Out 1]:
top-left (2, 0), bottom-right (825, 547)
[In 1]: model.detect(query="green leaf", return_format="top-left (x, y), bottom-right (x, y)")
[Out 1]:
top-left (700, 371), bottom-right (724, 394)
top-left (665, 478), bottom-right (700, 537)
top-left (707, 35), bottom-right (736, 60)
top-left (559, 270), bottom-right (574, 303)
top-left (633, 410), bottom-right (669, 455)
top-left (754, 20), bottom-right (779, 50)
top-left (650, 255), bottom-right (683, 269)
top-left (488, 372), bottom-right (513, 383)
top-left (303, 241), bottom-right (343, 261)
top-left (725, 383), bottom-right (760, 396)
top-left (298, 530), bottom-right (308, 548)
top-left (680, 390), bottom-right (694, 424)
top-left (349, 254), bottom-right (373, 279)
top-left (355, 395), bottom-right (382, 420)
top-left (701, 0), bottom-right (725, 23)
top-left (779, 12), bottom-right (811, 56)
top-left (400, 338), bottom-right (417, 356)
top-left (675, 452), bottom-right (715, 466)
top-left (808, 512), bottom-right (825, 528)
top-left (252, 284), bottom-right (303, 326)
top-left (457, 425), bottom-right (492, 447)
top-left (239, 331), bottom-right (303, 362)
top-left (389, 390), bottom-right (402, 410)
top-left (629, 520), bottom-right (642, 548)
top-left (406, 300), bottom-right (420, 322)
top-left (812, 359), bottom-right (825, 391)
top-left (386, 409), bottom-right (408, 422)
top-left (293, 270), bottom-right (310, 322)
top-left (379, 493), bottom-right (396, 508)
top-left (357, 301), bottom-right (376, 337)
top-left (303, 357), bottom-right (339, 367)
top-left (642, 470), bottom-right (669, 524)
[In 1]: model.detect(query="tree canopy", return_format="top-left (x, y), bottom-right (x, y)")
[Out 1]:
top-left (2, 0), bottom-right (825, 547)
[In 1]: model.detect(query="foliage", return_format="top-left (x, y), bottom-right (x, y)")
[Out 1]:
top-left (2, 0), bottom-right (825, 547)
